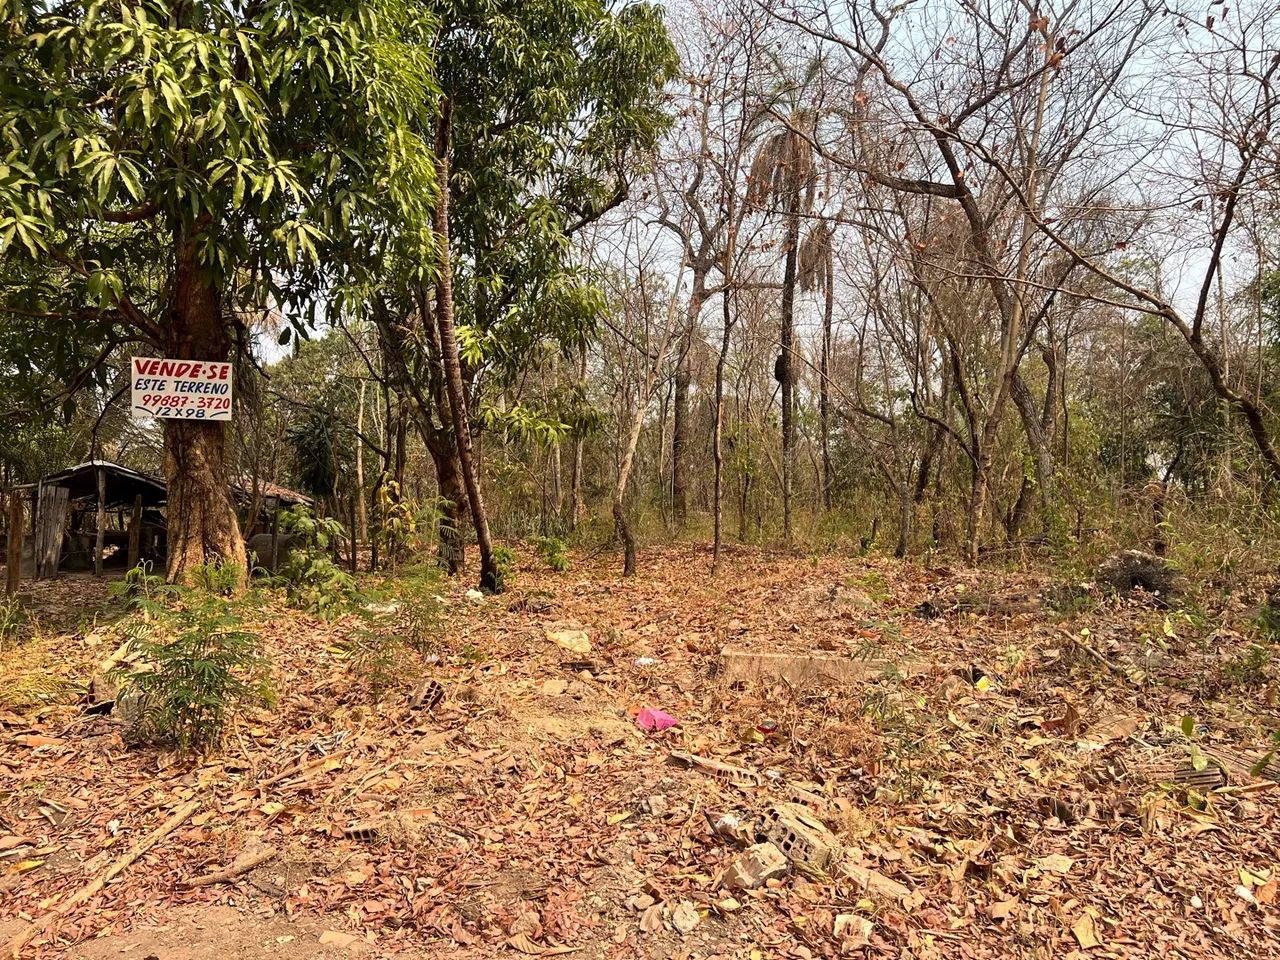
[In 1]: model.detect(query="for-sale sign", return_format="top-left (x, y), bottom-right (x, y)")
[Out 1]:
top-left (130, 357), bottom-right (234, 421)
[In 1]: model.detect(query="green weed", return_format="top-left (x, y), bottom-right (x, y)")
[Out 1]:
top-left (113, 569), bottom-right (272, 754)
top-left (534, 536), bottom-right (571, 572)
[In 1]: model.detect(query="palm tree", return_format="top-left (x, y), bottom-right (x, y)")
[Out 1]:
top-left (747, 107), bottom-right (817, 548)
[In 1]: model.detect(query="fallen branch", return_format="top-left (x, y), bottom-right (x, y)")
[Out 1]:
top-left (257, 744), bottom-right (354, 789)
top-left (180, 844), bottom-right (279, 888)
top-left (1072, 636), bottom-right (1127, 678)
top-left (9, 798), bottom-right (200, 957)
top-left (1214, 781), bottom-right (1280, 797)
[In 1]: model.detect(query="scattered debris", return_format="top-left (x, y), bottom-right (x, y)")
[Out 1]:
top-left (642, 794), bottom-right (669, 817)
top-left (834, 914), bottom-right (873, 952)
top-left (670, 900), bottom-right (701, 935)
top-left (318, 929), bottom-right (361, 949)
top-left (540, 678), bottom-right (569, 697)
top-left (723, 842), bottom-right (788, 890)
top-left (409, 678), bottom-right (444, 710)
top-left (6, 544), bottom-right (1279, 959)
top-left (837, 861), bottom-right (912, 903)
top-left (1071, 910), bottom-right (1102, 949)
top-left (181, 844), bottom-right (279, 888)
top-left (7, 799), bottom-right (200, 956)
top-left (762, 802), bottom-right (842, 872)
top-left (546, 624), bottom-right (591, 654)
top-left (669, 750), bottom-right (762, 787)
top-left (638, 904), bottom-right (663, 934)
top-left (635, 707), bottom-right (678, 731)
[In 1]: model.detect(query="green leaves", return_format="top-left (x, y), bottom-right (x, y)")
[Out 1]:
top-left (0, 0), bottom-right (441, 350)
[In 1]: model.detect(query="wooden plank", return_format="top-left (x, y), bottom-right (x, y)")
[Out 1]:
top-left (93, 466), bottom-right (106, 577)
top-left (127, 494), bottom-right (143, 569)
top-left (718, 647), bottom-right (931, 687)
top-left (34, 484), bottom-right (69, 579)
top-left (5, 491), bottom-right (21, 596)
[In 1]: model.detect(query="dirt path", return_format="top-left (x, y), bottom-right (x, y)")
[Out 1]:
top-left (2, 545), bottom-right (1278, 958)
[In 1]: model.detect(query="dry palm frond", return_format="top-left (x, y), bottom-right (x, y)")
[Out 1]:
top-left (799, 222), bottom-right (834, 294)
top-left (748, 110), bottom-right (819, 211)
top-left (747, 132), bottom-right (786, 206)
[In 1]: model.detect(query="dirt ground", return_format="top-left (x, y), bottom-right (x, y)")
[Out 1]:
top-left (2, 544), bottom-right (1279, 958)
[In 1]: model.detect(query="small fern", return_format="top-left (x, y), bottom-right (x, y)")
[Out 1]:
top-left (113, 572), bottom-right (271, 755)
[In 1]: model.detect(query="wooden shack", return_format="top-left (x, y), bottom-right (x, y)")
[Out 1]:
top-left (18, 460), bottom-right (169, 578)
top-left (2, 461), bottom-right (313, 590)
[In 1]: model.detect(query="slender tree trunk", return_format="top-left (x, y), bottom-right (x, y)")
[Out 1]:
top-left (615, 394), bottom-right (652, 577)
top-left (966, 463), bottom-right (990, 564)
top-left (713, 270), bottom-right (733, 573)
top-left (615, 264), bottom-right (682, 576)
top-left (163, 228), bottom-right (246, 585)
top-left (433, 101), bottom-right (501, 592)
top-left (570, 341), bottom-right (587, 529)
top-left (672, 279), bottom-right (709, 524)
top-left (819, 259), bottom-right (833, 512)
top-left (355, 378), bottom-right (368, 543)
top-left (780, 197), bottom-right (800, 549)
top-left (672, 329), bottom-right (691, 524)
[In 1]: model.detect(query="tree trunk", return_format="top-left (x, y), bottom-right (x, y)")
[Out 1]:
top-left (434, 102), bottom-right (501, 593)
top-left (713, 275), bottom-right (733, 573)
top-left (613, 499), bottom-right (636, 577)
top-left (429, 442), bottom-right (467, 575)
top-left (355, 378), bottom-right (368, 543)
top-left (671, 279), bottom-right (708, 525)
top-left (780, 198), bottom-right (800, 549)
top-left (966, 458), bottom-right (991, 565)
top-left (1007, 369), bottom-right (1054, 539)
top-left (819, 260), bottom-right (833, 512)
top-left (570, 341), bottom-right (587, 529)
top-left (672, 329), bottom-right (691, 524)
top-left (163, 232), bottom-right (246, 585)
top-left (895, 477), bottom-right (911, 558)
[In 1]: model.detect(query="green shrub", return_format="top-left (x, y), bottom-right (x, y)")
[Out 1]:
top-left (493, 545), bottom-right (518, 586)
top-left (275, 506), bottom-right (360, 618)
top-left (534, 536), bottom-right (570, 572)
top-left (113, 568), bottom-right (271, 754)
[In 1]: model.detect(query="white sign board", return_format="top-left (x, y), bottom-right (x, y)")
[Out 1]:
top-left (130, 357), bottom-right (234, 421)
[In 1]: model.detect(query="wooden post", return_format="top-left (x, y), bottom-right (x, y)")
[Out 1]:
top-left (6, 491), bottom-right (21, 596)
top-left (127, 494), bottom-right (143, 569)
top-left (94, 466), bottom-right (106, 577)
